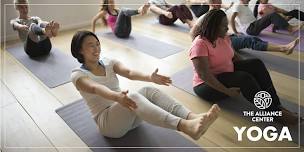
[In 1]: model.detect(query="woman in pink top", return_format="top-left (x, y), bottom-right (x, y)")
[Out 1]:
top-left (255, 0), bottom-right (303, 22)
top-left (91, 0), bottom-right (150, 38)
top-left (189, 9), bottom-right (299, 125)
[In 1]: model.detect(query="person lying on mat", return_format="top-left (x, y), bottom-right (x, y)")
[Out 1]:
top-left (10, 0), bottom-right (60, 58)
top-left (254, 0), bottom-right (304, 32)
top-left (186, 0), bottom-right (233, 18)
top-left (190, 0), bottom-right (300, 55)
top-left (91, 0), bottom-right (150, 38)
top-left (189, 9), bottom-right (299, 125)
top-left (148, 0), bottom-right (195, 28)
top-left (231, 0), bottom-right (303, 36)
top-left (70, 30), bottom-right (220, 139)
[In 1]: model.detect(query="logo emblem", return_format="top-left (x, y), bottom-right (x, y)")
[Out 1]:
top-left (254, 91), bottom-right (272, 109)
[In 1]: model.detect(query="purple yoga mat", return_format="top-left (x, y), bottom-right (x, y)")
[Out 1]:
top-left (264, 25), bottom-right (304, 36)
top-left (258, 31), bottom-right (304, 51)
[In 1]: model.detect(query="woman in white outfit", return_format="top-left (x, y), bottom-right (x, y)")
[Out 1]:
top-left (70, 30), bottom-right (220, 140)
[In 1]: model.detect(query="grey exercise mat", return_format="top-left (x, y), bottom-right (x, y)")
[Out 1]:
top-left (55, 99), bottom-right (204, 152)
top-left (96, 32), bottom-right (184, 59)
top-left (171, 67), bottom-right (304, 145)
top-left (145, 19), bottom-right (189, 33)
top-left (6, 45), bottom-right (80, 88)
top-left (238, 49), bottom-right (304, 80)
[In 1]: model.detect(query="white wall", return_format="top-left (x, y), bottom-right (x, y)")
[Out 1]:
top-left (1, 0), bottom-right (303, 42)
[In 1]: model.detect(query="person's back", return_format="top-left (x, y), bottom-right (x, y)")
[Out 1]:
top-left (232, 3), bottom-right (256, 33)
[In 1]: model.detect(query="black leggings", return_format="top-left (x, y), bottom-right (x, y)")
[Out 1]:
top-left (284, 9), bottom-right (304, 21)
top-left (193, 59), bottom-right (281, 111)
top-left (246, 12), bottom-right (289, 36)
top-left (24, 23), bottom-right (51, 57)
top-left (114, 8), bottom-right (139, 38)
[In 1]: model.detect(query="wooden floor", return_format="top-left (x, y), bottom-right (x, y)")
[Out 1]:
top-left (1, 15), bottom-right (304, 152)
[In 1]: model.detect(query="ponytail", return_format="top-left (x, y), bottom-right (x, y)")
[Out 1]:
top-left (253, 0), bottom-right (260, 18)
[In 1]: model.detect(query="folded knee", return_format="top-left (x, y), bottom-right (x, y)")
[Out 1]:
top-left (127, 92), bottom-right (142, 101)
top-left (138, 86), bottom-right (159, 95)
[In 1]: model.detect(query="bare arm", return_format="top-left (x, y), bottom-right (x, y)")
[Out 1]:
top-left (221, 2), bottom-right (234, 10)
top-left (186, 0), bottom-right (208, 4)
top-left (75, 76), bottom-right (137, 110)
top-left (230, 12), bottom-right (240, 34)
top-left (11, 21), bottom-right (29, 31)
top-left (192, 57), bottom-right (239, 97)
top-left (113, 61), bottom-right (171, 85)
top-left (91, 10), bottom-right (107, 33)
top-left (273, 6), bottom-right (288, 14)
top-left (149, 4), bottom-right (169, 15)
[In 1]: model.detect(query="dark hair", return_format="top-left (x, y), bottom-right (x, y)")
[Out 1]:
top-left (253, 0), bottom-right (260, 18)
top-left (71, 30), bottom-right (100, 63)
top-left (191, 9), bottom-right (227, 44)
top-left (99, 0), bottom-right (113, 26)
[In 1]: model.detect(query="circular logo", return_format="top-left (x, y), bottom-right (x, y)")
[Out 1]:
top-left (254, 91), bottom-right (272, 110)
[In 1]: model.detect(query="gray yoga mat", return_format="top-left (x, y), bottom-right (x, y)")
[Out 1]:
top-left (145, 19), bottom-right (189, 33)
top-left (96, 32), bottom-right (184, 59)
top-left (6, 45), bottom-right (80, 88)
top-left (55, 99), bottom-right (204, 152)
top-left (171, 67), bottom-right (304, 145)
top-left (238, 49), bottom-right (304, 80)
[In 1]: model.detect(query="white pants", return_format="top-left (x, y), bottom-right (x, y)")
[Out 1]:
top-left (96, 86), bottom-right (191, 138)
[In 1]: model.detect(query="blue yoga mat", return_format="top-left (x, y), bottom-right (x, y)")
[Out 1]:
top-left (96, 31), bottom-right (184, 59)
top-left (6, 44), bottom-right (80, 88)
top-left (56, 99), bottom-right (204, 152)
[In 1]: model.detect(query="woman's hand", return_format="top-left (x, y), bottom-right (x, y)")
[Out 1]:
top-left (116, 90), bottom-right (137, 111)
top-left (150, 68), bottom-right (172, 86)
top-left (279, 13), bottom-right (292, 21)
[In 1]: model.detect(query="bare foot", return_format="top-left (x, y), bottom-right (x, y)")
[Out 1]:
top-left (188, 104), bottom-right (221, 120)
top-left (51, 21), bottom-right (60, 37)
top-left (283, 37), bottom-right (299, 55)
top-left (181, 104), bottom-right (220, 140)
top-left (138, 3), bottom-right (150, 15)
top-left (44, 22), bottom-right (53, 38)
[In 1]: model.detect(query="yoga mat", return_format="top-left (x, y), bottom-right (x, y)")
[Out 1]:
top-left (96, 32), bottom-right (184, 59)
top-left (145, 19), bottom-right (189, 33)
top-left (171, 67), bottom-right (304, 145)
top-left (56, 99), bottom-right (204, 152)
top-left (238, 49), bottom-right (304, 80)
top-left (6, 45), bottom-right (80, 88)
top-left (258, 31), bottom-right (304, 51)
top-left (264, 25), bottom-right (304, 36)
